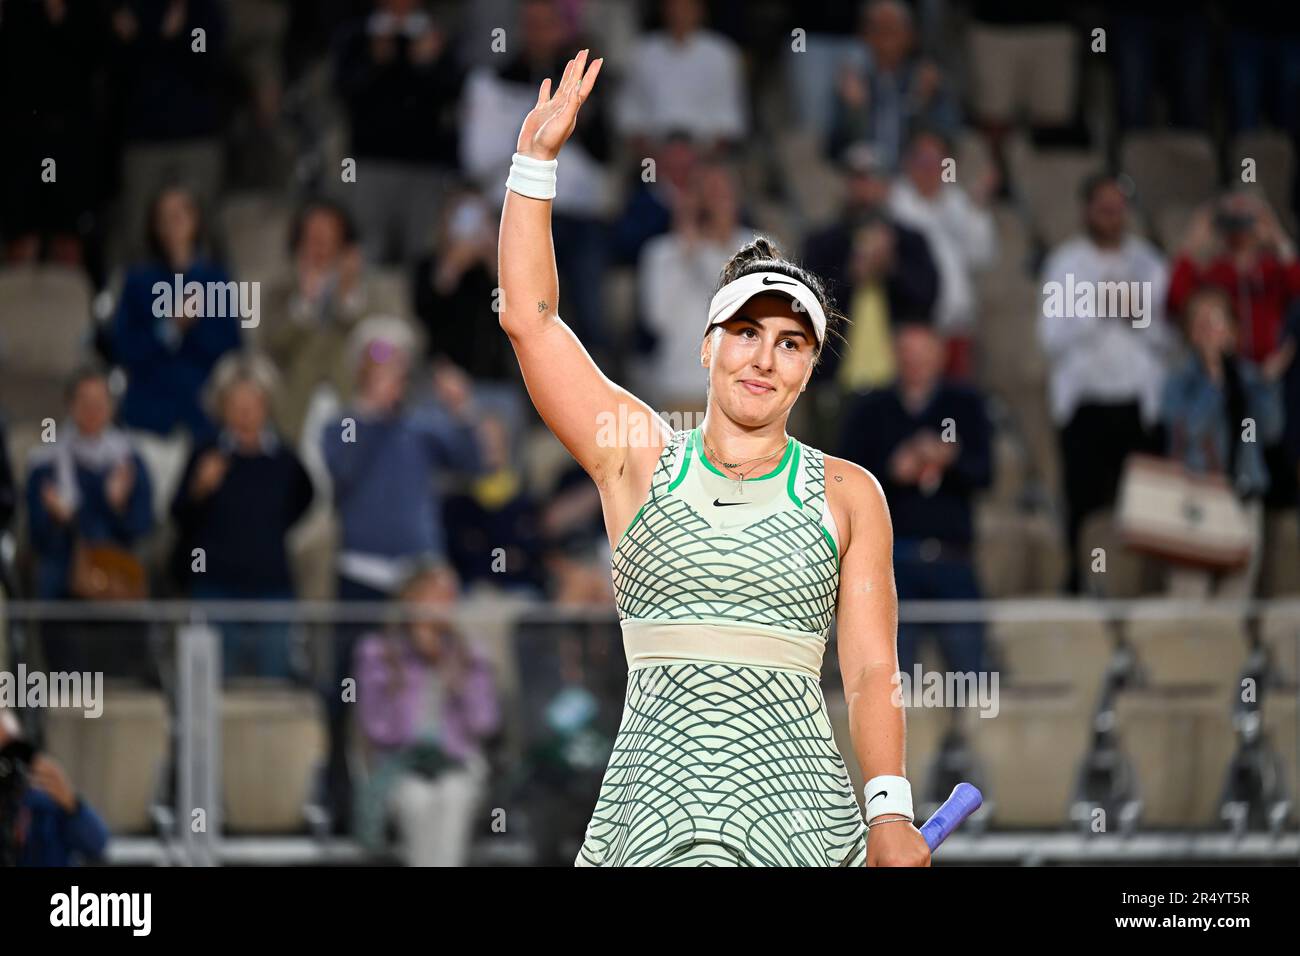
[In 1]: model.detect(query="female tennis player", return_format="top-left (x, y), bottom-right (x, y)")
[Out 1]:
top-left (499, 50), bottom-right (930, 867)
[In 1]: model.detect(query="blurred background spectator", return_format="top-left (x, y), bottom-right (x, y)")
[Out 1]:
top-left (258, 198), bottom-right (393, 446)
top-left (24, 367), bottom-right (155, 679)
top-left (829, 0), bottom-right (959, 170)
top-left (0, 0), bottom-right (110, 281)
top-left (636, 155), bottom-right (751, 414)
top-left (0, 707), bottom-right (108, 867)
top-left (353, 563), bottom-right (499, 866)
top-left (333, 0), bottom-right (464, 266)
top-left (112, 186), bottom-right (241, 439)
top-left (838, 319), bottom-right (992, 677)
top-left (889, 126), bottom-right (998, 376)
top-left (462, 0), bottom-right (612, 355)
top-left (171, 352), bottom-right (314, 680)
top-left (411, 189), bottom-right (518, 393)
top-left (320, 315), bottom-right (482, 829)
top-left (110, 0), bottom-right (227, 264)
top-left (1161, 287), bottom-right (1287, 597)
top-left (1038, 174), bottom-right (1172, 593)
top-left (444, 412), bottom-right (544, 596)
top-left (804, 143), bottom-right (939, 398)
top-left (615, 0), bottom-right (747, 155)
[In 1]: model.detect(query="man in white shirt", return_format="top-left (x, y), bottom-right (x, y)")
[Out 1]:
top-left (1037, 173), bottom-right (1173, 592)
top-left (638, 157), bottom-right (752, 413)
top-left (889, 128), bottom-right (998, 338)
top-left (615, 0), bottom-right (747, 154)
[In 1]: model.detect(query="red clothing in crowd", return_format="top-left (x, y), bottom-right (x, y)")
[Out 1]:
top-left (1168, 253), bottom-right (1300, 362)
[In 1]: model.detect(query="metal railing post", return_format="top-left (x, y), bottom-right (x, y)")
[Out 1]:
top-left (177, 619), bottom-right (221, 866)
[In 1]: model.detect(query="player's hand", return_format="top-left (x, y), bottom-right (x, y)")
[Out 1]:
top-left (866, 818), bottom-right (931, 866)
top-left (516, 49), bottom-right (603, 162)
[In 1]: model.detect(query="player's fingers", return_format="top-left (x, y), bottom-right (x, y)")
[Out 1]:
top-left (536, 77), bottom-right (551, 107)
top-left (563, 49), bottom-right (588, 97)
top-left (557, 56), bottom-right (577, 97)
top-left (577, 57), bottom-right (603, 101)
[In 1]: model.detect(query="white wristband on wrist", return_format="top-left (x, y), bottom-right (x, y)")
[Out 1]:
top-left (863, 775), bottom-right (914, 823)
top-left (505, 151), bottom-right (558, 200)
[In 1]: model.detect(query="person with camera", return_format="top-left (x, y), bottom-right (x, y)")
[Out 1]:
top-left (1170, 192), bottom-right (1300, 368)
top-left (0, 709), bottom-right (108, 867)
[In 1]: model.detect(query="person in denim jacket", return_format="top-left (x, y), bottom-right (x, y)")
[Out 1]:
top-left (1161, 288), bottom-right (1291, 596)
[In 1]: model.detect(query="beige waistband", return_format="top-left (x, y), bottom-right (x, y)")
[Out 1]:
top-left (621, 618), bottom-right (825, 680)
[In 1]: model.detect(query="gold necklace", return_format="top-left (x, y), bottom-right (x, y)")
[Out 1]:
top-left (701, 432), bottom-right (787, 495)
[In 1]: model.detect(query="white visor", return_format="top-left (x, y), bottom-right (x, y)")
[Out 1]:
top-left (706, 271), bottom-right (827, 346)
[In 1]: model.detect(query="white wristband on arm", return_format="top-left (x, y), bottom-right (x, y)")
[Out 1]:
top-left (505, 152), bottom-right (558, 200)
top-left (863, 775), bottom-right (914, 823)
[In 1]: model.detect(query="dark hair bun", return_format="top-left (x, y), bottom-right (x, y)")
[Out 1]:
top-left (720, 236), bottom-right (785, 285)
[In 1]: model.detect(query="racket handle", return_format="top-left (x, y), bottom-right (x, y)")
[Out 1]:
top-left (918, 783), bottom-right (983, 851)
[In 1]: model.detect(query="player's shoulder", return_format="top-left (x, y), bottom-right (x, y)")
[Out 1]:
top-left (816, 455), bottom-right (889, 515)
top-left (820, 454), bottom-right (890, 554)
top-left (820, 454), bottom-right (886, 503)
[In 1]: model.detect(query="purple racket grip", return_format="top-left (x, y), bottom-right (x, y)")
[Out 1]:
top-left (919, 783), bottom-right (983, 851)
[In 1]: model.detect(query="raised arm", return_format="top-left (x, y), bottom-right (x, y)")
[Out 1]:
top-left (498, 50), bottom-right (668, 489)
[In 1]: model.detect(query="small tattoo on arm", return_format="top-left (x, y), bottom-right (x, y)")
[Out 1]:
top-left (537, 300), bottom-right (548, 313)
top-left (834, 475), bottom-right (843, 482)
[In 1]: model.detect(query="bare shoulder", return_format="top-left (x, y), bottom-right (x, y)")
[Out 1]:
top-left (821, 454), bottom-right (892, 552)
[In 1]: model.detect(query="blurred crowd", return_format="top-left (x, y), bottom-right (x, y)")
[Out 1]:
top-left (2, 0), bottom-right (1300, 863)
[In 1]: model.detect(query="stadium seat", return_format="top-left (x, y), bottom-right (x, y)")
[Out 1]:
top-left (975, 504), bottom-right (1067, 597)
top-left (1230, 131), bottom-right (1297, 234)
top-left (1006, 141), bottom-right (1102, 247)
top-left (986, 609), bottom-right (1114, 703)
top-left (974, 273), bottom-right (1044, 395)
top-left (1261, 690), bottom-right (1297, 826)
top-left (216, 192), bottom-right (293, 285)
top-left (1124, 603), bottom-right (1250, 693)
top-left (287, 505), bottom-right (338, 601)
top-left (0, 265), bottom-right (94, 422)
top-left (1119, 131), bottom-right (1218, 228)
top-left (129, 429), bottom-right (192, 531)
top-left (1259, 509), bottom-right (1300, 598)
top-left (601, 266), bottom-right (638, 341)
top-left (1112, 685), bottom-right (1237, 827)
top-left (368, 267), bottom-right (415, 321)
top-left (959, 684), bottom-right (1092, 827)
top-left (221, 680), bottom-right (326, 832)
top-left (775, 130), bottom-right (845, 232)
top-left (1154, 202), bottom-right (1195, 255)
top-left (42, 682), bottom-right (170, 834)
top-left (956, 131), bottom-right (996, 204)
top-left (987, 202), bottom-right (1031, 276)
top-left (1078, 509), bottom-right (1154, 598)
top-left (983, 428), bottom-right (1027, 509)
top-left (981, 380), bottom-right (1058, 500)
top-left (1259, 604), bottom-right (1299, 686)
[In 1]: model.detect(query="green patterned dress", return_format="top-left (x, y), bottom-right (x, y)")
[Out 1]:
top-left (575, 427), bottom-right (866, 866)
